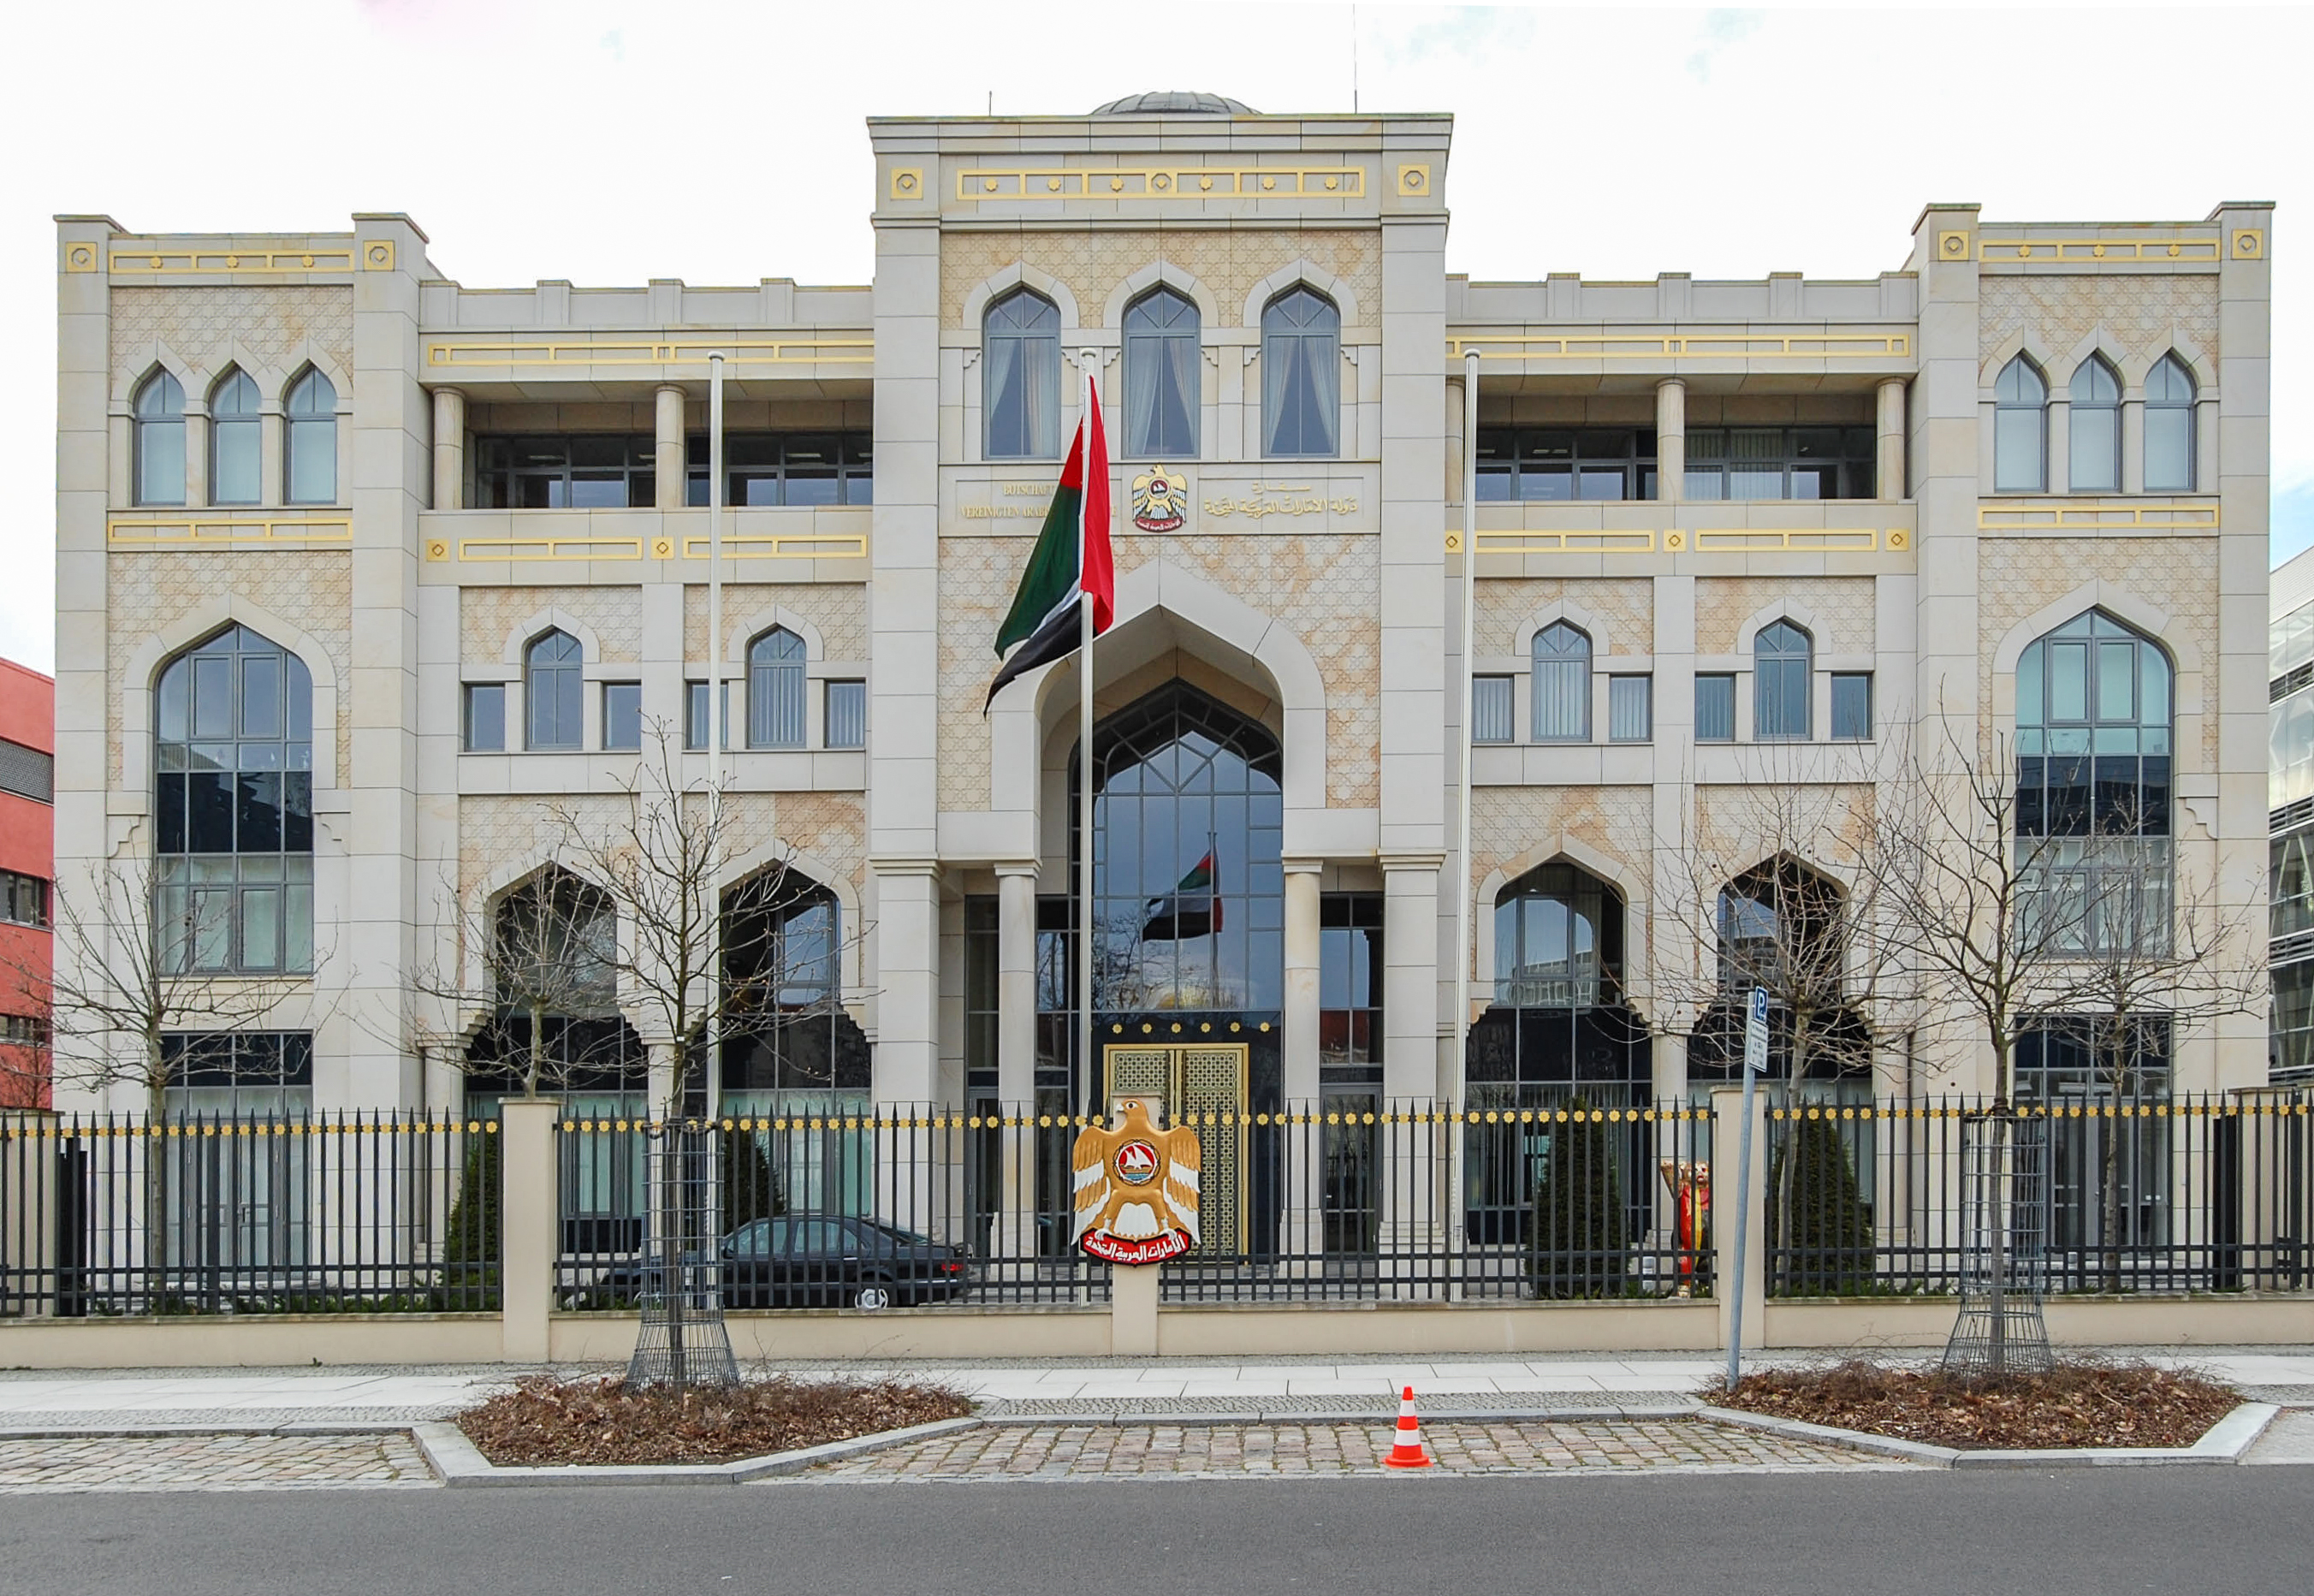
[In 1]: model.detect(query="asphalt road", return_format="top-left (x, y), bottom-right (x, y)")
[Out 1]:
top-left (3, 1470), bottom-right (2309, 1596)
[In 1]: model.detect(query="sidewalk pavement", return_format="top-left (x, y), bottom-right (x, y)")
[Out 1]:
top-left (2, 1347), bottom-right (2310, 1432)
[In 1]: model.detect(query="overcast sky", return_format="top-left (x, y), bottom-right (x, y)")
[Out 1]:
top-left (3, 0), bottom-right (2306, 673)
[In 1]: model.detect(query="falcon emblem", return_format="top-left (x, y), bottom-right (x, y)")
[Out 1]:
top-left (1130, 469), bottom-right (1187, 533)
top-left (1071, 1095), bottom-right (1202, 1265)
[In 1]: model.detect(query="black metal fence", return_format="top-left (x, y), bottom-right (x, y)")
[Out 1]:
top-left (1765, 1095), bottom-right (2314, 1297)
top-left (0, 1114), bottom-right (500, 1317)
top-left (553, 1101), bottom-right (1712, 1308)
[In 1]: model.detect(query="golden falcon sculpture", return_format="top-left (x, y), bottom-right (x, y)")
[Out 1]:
top-left (1071, 1095), bottom-right (1202, 1265)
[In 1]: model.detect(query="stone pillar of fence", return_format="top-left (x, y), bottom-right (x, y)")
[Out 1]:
top-left (1709, 1086), bottom-right (1766, 1359)
top-left (500, 1100), bottom-right (558, 1362)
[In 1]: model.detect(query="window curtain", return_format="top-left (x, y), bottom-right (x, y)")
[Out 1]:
top-left (982, 329), bottom-right (1022, 456)
top-left (1124, 324), bottom-right (1164, 457)
top-left (1161, 329), bottom-right (1198, 455)
top-left (1264, 325), bottom-right (1338, 457)
top-left (749, 632), bottom-right (806, 749)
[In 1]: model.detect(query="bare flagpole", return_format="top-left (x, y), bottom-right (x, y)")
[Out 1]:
top-left (703, 350), bottom-right (727, 1122)
top-left (1453, 349), bottom-right (1480, 1095)
top-left (1077, 359), bottom-right (1097, 1120)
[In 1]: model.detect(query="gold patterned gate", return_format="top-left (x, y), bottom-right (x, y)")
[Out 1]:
top-left (1103, 1044), bottom-right (1249, 1255)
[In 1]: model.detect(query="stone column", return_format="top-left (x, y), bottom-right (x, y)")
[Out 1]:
top-left (1655, 377), bottom-right (1686, 503)
top-left (1875, 377), bottom-right (1906, 501)
top-left (1380, 856), bottom-right (1444, 1284)
top-left (654, 383), bottom-right (686, 510)
top-left (994, 863), bottom-right (1040, 1260)
top-left (1652, 1029), bottom-right (1688, 1107)
top-left (871, 862), bottom-right (942, 1106)
top-left (431, 386), bottom-right (465, 511)
top-left (1443, 376), bottom-right (1466, 506)
top-left (497, 1099), bottom-right (559, 1361)
top-left (1282, 862), bottom-right (1323, 1107)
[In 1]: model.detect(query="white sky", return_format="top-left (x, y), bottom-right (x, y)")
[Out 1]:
top-left (3, 0), bottom-right (2308, 673)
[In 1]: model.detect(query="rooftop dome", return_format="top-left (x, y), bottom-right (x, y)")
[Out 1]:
top-left (1091, 91), bottom-right (1255, 116)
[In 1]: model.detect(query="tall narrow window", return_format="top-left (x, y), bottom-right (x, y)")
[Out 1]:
top-left (1696, 674), bottom-right (1736, 742)
top-left (1608, 675), bottom-right (1652, 743)
top-left (983, 288), bottom-right (1060, 460)
top-left (746, 627), bottom-right (806, 750)
top-left (525, 630), bottom-right (582, 751)
top-left (209, 369), bottom-right (260, 506)
top-left (1471, 676), bottom-right (1513, 744)
top-left (1994, 355), bottom-right (2048, 492)
top-left (823, 679), bottom-right (866, 750)
top-left (153, 626), bottom-right (314, 974)
top-left (284, 369), bottom-right (336, 504)
top-left (2068, 356), bottom-right (2121, 492)
top-left (1754, 620), bottom-right (1813, 740)
top-left (1122, 288), bottom-right (1199, 458)
top-left (1531, 623), bottom-right (1592, 742)
top-left (2015, 610), bottom-right (2173, 954)
top-left (1261, 287), bottom-right (1339, 458)
top-left (134, 371), bottom-right (185, 507)
top-left (2145, 354), bottom-right (2197, 491)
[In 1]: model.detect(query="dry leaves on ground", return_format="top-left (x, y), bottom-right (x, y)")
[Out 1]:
top-left (1716, 1360), bottom-right (2239, 1451)
top-left (457, 1374), bottom-right (973, 1467)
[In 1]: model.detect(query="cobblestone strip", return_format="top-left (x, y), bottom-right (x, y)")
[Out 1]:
top-left (806, 1419), bottom-right (1914, 1480)
top-left (0, 1433), bottom-right (436, 1492)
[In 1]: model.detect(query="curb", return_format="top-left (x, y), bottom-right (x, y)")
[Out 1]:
top-left (0, 1421), bottom-right (416, 1441)
top-left (410, 1416), bottom-right (986, 1488)
top-left (1697, 1401), bottom-right (2281, 1469)
top-left (980, 1402), bottom-right (1705, 1427)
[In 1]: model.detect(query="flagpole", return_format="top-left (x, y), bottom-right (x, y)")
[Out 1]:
top-left (705, 350), bottom-right (726, 1120)
top-left (1453, 349), bottom-right (1480, 1100)
top-left (1077, 361), bottom-right (1097, 1120)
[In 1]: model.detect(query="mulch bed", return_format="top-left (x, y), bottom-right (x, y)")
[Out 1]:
top-left (456, 1374), bottom-right (973, 1467)
top-left (1714, 1360), bottom-right (2240, 1451)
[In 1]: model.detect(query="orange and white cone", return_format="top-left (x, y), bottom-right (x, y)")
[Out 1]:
top-left (1382, 1384), bottom-right (1433, 1469)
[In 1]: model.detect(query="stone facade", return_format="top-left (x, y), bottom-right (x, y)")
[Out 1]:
top-left (47, 106), bottom-right (2274, 1120)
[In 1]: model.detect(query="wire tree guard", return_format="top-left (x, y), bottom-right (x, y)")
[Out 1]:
top-left (625, 1123), bottom-right (739, 1388)
top-left (1943, 1112), bottom-right (2056, 1377)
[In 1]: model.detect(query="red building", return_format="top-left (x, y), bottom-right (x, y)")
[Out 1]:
top-left (0, 657), bottom-right (52, 1109)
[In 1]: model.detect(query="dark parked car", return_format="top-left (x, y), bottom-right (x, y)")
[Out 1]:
top-left (585, 1215), bottom-right (974, 1311)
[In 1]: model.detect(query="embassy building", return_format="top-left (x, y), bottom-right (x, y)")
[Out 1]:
top-left (52, 93), bottom-right (2275, 1150)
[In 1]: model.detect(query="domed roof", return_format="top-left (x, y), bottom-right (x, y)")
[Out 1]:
top-left (1091, 91), bottom-right (1255, 116)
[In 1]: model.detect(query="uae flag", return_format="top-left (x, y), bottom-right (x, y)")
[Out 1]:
top-left (984, 383), bottom-right (1115, 709)
top-left (1142, 850), bottom-right (1222, 941)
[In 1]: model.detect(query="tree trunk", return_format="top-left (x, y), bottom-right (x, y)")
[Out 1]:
top-left (142, 1032), bottom-right (169, 1308)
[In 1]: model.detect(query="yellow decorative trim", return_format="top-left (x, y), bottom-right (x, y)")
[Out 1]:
top-left (1397, 163), bottom-right (1431, 198)
top-left (2234, 228), bottom-right (2265, 260)
top-left (1978, 500), bottom-right (2221, 532)
top-left (424, 538), bottom-right (450, 562)
top-left (362, 240), bottom-right (395, 271)
top-left (889, 167), bottom-right (923, 200)
top-left (424, 336), bottom-right (873, 369)
top-left (679, 531), bottom-right (869, 561)
top-left (1447, 332), bottom-right (1908, 360)
top-left (650, 536), bottom-right (674, 560)
top-left (1976, 235), bottom-right (2221, 264)
top-left (954, 164), bottom-right (1364, 200)
top-left (1689, 527), bottom-right (1881, 553)
top-left (109, 246), bottom-right (355, 276)
top-left (1937, 229), bottom-right (1971, 260)
top-left (1468, 529), bottom-right (1655, 555)
top-left (108, 513), bottom-right (352, 548)
top-left (454, 535), bottom-right (646, 562)
top-left (63, 242), bottom-right (99, 273)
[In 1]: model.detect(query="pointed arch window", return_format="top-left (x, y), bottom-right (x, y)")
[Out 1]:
top-left (746, 627), bottom-right (806, 749)
top-left (284, 369), bottom-right (336, 504)
top-left (2015, 610), bottom-right (2173, 954)
top-left (209, 369), bottom-right (261, 506)
top-left (983, 288), bottom-right (1060, 460)
top-left (153, 626), bottom-right (314, 973)
top-left (1754, 620), bottom-right (1813, 739)
top-left (1993, 355), bottom-right (2047, 492)
top-left (2068, 355), bottom-right (2121, 492)
top-left (525, 630), bottom-right (583, 751)
top-left (1122, 288), bottom-right (1199, 459)
top-left (721, 870), bottom-right (869, 1110)
top-left (134, 371), bottom-right (186, 507)
top-left (1531, 623), bottom-right (1592, 742)
top-left (2145, 354), bottom-right (2197, 491)
top-left (1261, 287), bottom-right (1339, 458)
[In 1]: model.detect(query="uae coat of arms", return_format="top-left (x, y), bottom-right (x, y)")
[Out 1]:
top-left (1070, 1095), bottom-right (1202, 1264)
top-left (1130, 469), bottom-right (1187, 532)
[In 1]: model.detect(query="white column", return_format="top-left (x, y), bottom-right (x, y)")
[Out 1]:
top-left (431, 386), bottom-right (465, 511)
top-left (1652, 1029), bottom-right (1688, 1107)
top-left (1876, 377), bottom-right (1907, 501)
top-left (1282, 862), bottom-right (1323, 1108)
top-left (1443, 376), bottom-right (1466, 506)
top-left (1655, 377), bottom-right (1686, 503)
top-left (2120, 397), bottom-right (2145, 495)
top-left (995, 864), bottom-right (1038, 1107)
top-left (654, 383), bottom-right (685, 510)
top-left (871, 862), bottom-right (942, 1106)
top-left (1381, 857), bottom-right (1443, 1100)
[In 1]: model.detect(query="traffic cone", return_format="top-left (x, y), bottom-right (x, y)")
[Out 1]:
top-left (1382, 1384), bottom-right (1433, 1469)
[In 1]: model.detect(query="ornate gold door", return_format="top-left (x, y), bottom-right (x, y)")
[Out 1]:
top-left (1103, 1043), bottom-right (1249, 1255)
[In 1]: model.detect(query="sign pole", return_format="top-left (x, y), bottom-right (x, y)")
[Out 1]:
top-left (1725, 985), bottom-right (1769, 1391)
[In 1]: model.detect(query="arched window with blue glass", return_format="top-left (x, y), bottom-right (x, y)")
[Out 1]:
top-left (1531, 622), bottom-right (1592, 742)
top-left (2014, 610), bottom-right (2174, 955)
top-left (746, 626), bottom-right (806, 749)
top-left (1261, 286), bottom-right (1339, 459)
top-left (2145, 354), bottom-right (2197, 491)
top-left (1994, 354), bottom-right (2048, 492)
top-left (152, 626), bottom-right (314, 974)
top-left (209, 368), bottom-right (261, 506)
top-left (134, 370), bottom-right (186, 507)
top-left (1122, 288), bottom-right (1199, 459)
top-left (982, 288), bottom-right (1060, 460)
top-left (2068, 354), bottom-right (2121, 492)
top-left (1753, 620), bottom-right (1812, 739)
top-left (283, 368), bottom-right (336, 504)
top-left (525, 629), bottom-right (583, 751)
